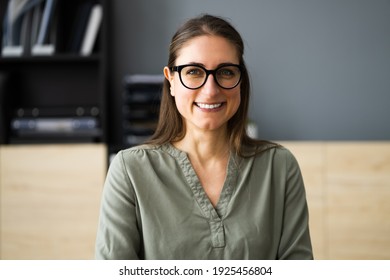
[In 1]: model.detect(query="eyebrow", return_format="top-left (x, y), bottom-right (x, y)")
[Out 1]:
top-left (185, 62), bottom-right (239, 68)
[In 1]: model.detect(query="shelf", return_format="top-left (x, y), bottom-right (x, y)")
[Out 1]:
top-left (0, 54), bottom-right (101, 64)
top-left (0, 0), bottom-right (108, 145)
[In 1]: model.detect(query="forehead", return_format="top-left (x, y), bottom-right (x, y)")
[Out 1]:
top-left (175, 35), bottom-right (239, 66)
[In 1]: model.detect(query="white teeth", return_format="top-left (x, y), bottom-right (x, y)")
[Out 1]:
top-left (196, 103), bottom-right (222, 109)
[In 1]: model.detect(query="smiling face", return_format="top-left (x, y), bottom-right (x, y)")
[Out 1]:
top-left (164, 35), bottom-right (241, 135)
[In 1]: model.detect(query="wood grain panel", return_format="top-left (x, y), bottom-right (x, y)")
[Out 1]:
top-left (0, 144), bottom-right (107, 259)
top-left (325, 142), bottom-right (390, 259)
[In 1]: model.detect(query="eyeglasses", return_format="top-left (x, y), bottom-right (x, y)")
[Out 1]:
top-left (170, 64), bottom-right (243, 90)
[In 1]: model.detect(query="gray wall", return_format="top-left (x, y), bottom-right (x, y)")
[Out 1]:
top-left (109, 0), bottom-right (390, 142)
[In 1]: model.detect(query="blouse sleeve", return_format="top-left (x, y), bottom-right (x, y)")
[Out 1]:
top-left (95, 151), bottom-right (141, 259)
top-left (277, 149), bottom-right (314, 259)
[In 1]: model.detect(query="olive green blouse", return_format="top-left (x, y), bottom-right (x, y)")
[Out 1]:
top-left (95, 143), bottom-right (313, 260)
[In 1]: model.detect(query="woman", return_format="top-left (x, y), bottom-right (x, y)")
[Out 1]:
top-left (95, 14), bottom-right (313, 259)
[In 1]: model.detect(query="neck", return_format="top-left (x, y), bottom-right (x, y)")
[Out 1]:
top-left (173, 127), bottom-right (230, 165)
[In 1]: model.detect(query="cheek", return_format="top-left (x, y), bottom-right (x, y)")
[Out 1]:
top-left (175, 93), bottom-right (193, 108)
top-left (170, 77), bottom-right (185, 97)
top-left (170, 83), bottom-right (175, 96)
top-left (172, 90), bottom-right (194, 115)
top-left (172, 81), bottom-right (194, 103)
top-left (230, 91), bottom-right (241, 112)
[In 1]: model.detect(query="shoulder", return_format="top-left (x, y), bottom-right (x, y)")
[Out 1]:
top-left (120, 144), bottom-right (160, 156)
top-left (245, 142), bottom-right (297, 161)
top-left (272, 145), bottom-right (298, 164)
top-left (107, 144), bottom-right (166, 185)
top-left (246, 143), bottom-right (300, 171)
top-left (113, 143), bottom-right (185, 169)
top-left (113, 144), bottom-right (165, 165)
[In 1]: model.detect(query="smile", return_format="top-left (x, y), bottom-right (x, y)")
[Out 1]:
top-left (195, 102), bottom-right (223, 109)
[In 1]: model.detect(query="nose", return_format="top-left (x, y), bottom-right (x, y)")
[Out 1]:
top-left (201, 73), bottom-right (220, 96)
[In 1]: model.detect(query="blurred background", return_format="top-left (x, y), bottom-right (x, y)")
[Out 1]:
top-left (108, 0), bottom-right (390, 143)
top-left (0, 0), bottom-right (389, 260)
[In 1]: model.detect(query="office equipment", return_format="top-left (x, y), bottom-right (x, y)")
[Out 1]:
top-left (122, 74), bottom-right (164, 147)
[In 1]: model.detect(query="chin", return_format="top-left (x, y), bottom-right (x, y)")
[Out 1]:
top-left (196, 122), bottom-right (227, 132)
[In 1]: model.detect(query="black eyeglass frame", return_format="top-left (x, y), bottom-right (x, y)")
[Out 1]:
top-left (170, 63), bottom-right (244, 90)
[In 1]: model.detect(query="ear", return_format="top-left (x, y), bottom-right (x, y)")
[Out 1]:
top-left (164, 66), bottom-right (175, 96)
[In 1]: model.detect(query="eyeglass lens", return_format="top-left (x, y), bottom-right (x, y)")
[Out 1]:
top-left (180, 65), bottom-right (241, 89)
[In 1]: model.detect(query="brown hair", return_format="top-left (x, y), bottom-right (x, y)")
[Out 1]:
top-left (147, 14), bottom-right (277, 157)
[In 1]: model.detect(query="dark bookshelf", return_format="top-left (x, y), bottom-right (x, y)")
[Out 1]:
top-left (0, 0), bottom-right (108, 144)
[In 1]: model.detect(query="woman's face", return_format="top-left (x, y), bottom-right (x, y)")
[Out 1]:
top-left (164, 35), bottom-right (241, 135)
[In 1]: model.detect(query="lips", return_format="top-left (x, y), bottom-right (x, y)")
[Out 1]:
top-left (195, 102), bottom-right (223, 109)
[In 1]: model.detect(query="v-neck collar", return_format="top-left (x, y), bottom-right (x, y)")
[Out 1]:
top-left (162, 143), bottom-right (238, 220)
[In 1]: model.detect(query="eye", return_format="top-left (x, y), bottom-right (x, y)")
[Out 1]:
top-left (217, 67), bottom-right (238, 79)
top-left (183, 66), bottom-right (204, 77)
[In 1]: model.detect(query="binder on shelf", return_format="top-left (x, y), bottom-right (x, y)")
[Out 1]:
top-left (8, 105), bottom-right (102, 143)
top-left (10, 116), bottom-right (102, 144)
top-left (80, 4), bottom-right (102, 56)
top-left (31, 0), bottom-right (57, 56)
top-left (1, 45), bottom-right (23, 56)
top-left (14, 106), bottom-right (100, 118)
top-left (30, 1), bottom-right (44, 49)
top-left (19, 5), bottom-right (32, 55)
top-left (2, 0), bottom-right (57, 57)
top-left (68, 1), bottom-right (94, 53)
top-left (35, 0), bottom-right (55, 44)
top-left (2, 0), bottom-right (29, 56)
top-left (11, 117), bottom-right (99, 133)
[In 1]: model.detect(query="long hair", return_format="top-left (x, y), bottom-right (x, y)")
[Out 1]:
top-left (147, 14), bottom-right (277, 157)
